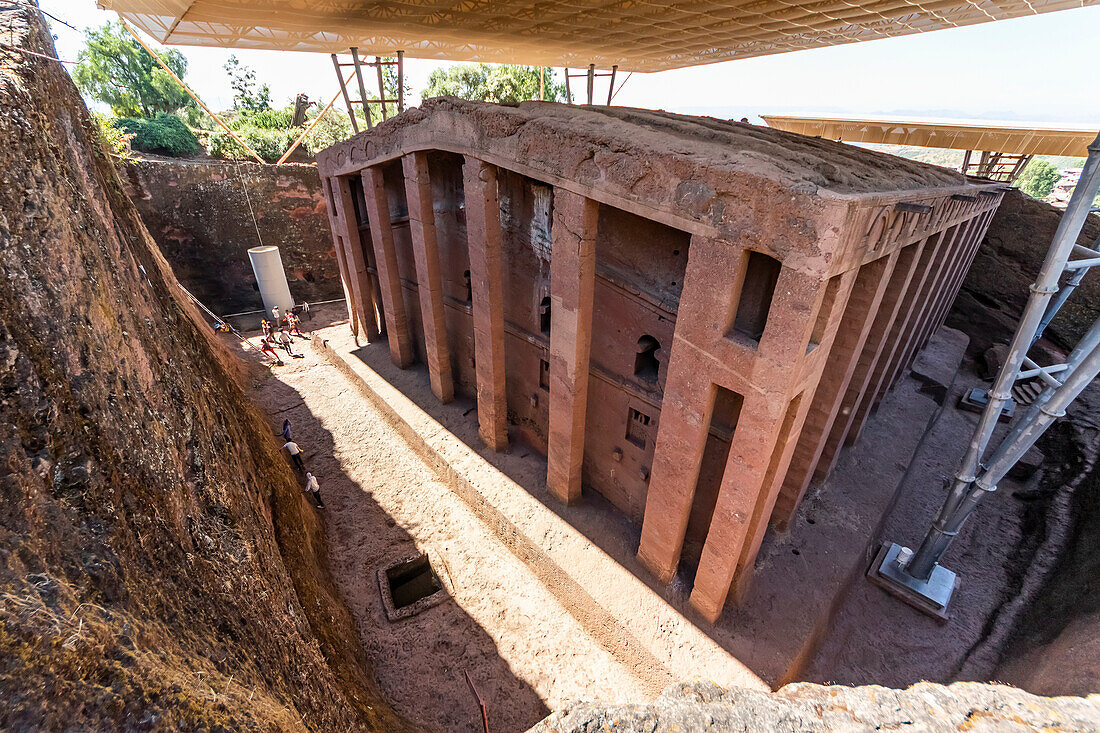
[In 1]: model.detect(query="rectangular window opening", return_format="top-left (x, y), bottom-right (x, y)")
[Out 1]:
top-left (539, 359), bottom-right (550, 391)
top-left (731, 251), bottom-right (782, 343)
top-left (708, 386), bottom-right (744, 441)
top-left (807, 274), bottom-right (844, 353)
top-left (626, 407), bottom-right (653, 449)
top-left (350, 175), bottom-right (368, 228)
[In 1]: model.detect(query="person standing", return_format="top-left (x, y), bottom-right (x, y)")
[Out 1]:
top-left (287, 311), bottom-right (308, 339)
top-left (276, 329), bottom-right (295, 355)
top-left (271, 305), bottom-right (282, 328)
top-left (283, 440), bottom-right (304, 470)
top-left (279, 418), bottom-right (292, 442)
top-left (304, 472), bottom-right (324, 508)
top-left (260, 318), bottom-right (271, 339)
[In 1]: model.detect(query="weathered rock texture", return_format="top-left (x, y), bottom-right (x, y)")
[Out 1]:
top-left (949, 188), bottom-right (1100, 355)
top-left (529, 680), bottom-right (1100, 732)
top-left (0, 6), bottom-right (404, 730)
top-left (121, 159), bottom-right (343, 314)
top-left (317, 96), bottom-right (1004, 621)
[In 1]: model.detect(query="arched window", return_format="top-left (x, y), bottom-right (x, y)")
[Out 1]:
top-left (634, 335), bottom-right (660, 383)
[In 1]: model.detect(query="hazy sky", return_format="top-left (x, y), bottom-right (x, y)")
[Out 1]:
top-left (41, 0), bottom-right (1100, 126)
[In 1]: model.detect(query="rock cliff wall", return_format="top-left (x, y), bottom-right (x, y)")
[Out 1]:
top-left (121, 159), bottom-right (343, 315)
top-left (0, 6), bottom-right (404, 730)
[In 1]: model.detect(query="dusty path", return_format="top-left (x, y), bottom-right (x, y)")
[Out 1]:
top-left (246, 333), bottom-right (650, 732)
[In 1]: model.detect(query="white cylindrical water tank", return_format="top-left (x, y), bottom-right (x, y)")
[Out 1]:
top-left (248, 246), bottom-right (295, 319)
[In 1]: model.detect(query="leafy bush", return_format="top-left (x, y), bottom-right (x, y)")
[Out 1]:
top-left (113, 113), bottom-right (200, 157)
top-left (91, 112), bottom-right (133, 158)
top-left (238, 107), bottom-right (294, 130)
top-left (1017, 159), bottom-right (1062, 201)
top-left (208, 126), bottom-right (297, 163)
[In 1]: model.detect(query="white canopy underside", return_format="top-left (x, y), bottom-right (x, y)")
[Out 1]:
top-left (99, 0), bottom-right (1098, 72)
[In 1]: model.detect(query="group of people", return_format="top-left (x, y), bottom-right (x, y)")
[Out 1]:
top-left (279, 418), bottom-right (324, 508)
top-left (258, 305), bottom-right (309, 366)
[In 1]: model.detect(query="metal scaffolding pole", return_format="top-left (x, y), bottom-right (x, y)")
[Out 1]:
top-left (870, 131), bottom-right (1100, 618)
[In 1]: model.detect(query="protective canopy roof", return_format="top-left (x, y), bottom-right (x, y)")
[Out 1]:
top-left (761, 115), bottom-right (1098, 157)
top-left (99, 0), bottom-right (1098, 72)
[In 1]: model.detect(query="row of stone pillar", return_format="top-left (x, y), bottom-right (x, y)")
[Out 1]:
top-left (322, 149), bottom-right (1001, 625)
top-left (322, 154), bottom-right (598, 505)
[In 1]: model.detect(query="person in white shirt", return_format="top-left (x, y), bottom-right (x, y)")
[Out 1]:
top-left (304, 472), bottom-right (324, 508)
top-left (271, 305), bottom-right (282, 327)
top-left (276, 329), bottom-right (295, 355)
top-left (283, 441), bottom-right (304, 470)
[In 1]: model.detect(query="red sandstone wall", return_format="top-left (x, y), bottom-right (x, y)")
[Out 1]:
top-left (121, 159), bottom-right (343, 314)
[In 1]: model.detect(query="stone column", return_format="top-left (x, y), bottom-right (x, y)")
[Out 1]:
top-left (403, 152), bottom-right (454, 402)
top-left (846, 223), bottom-right (957, 446)
top-left (327, 175), bottom-right (382, 340)
top-left (322, 176), bottom-right (360, 337)
top-left (363, 166), bottom-right (415, 368)
top-left (814, 235), bottom-right (929, 480)
top-left (695, 268), bottom-right (856, 616)
top-left (773, 252), bottom-right (897, 527)
top-left (462, 157), bottom-right (509, 451)
top-left (546, 190), bottom-right (598, 504)
top-left (637, 360), bottom-right (715, 583)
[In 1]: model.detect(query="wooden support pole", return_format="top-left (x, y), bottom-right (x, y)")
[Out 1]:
top-left (332, 54), bottom-right (360, 134)
top-left (564, 67), bottom-right (572, 104)
top-left (397, 50), bottom-right (405, 112)
top-left (586, 64), bottom-right (595, 105)
top-left (375, 56), bottom-right (388, 121)
top-left (120, 19), bottom-right (265, 164)
top-left (607, 65), bottom-right (617, 105)
top-left (350, 48), bottom-right (373, 130)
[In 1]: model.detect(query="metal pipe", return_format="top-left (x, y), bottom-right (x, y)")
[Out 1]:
top-left (607, 65), bottom-right (617, 105)
top-left (1033, 235), bottom-right (1100, 345)
top-left (979, 334), bottom-right (1100, 491)
top-left (906, 131), bottom-right (1100, 582)
top-left (586, 64), bottom-right (595, 105)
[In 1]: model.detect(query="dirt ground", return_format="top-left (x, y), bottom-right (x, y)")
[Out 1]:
top-left (244, 324), bottom-right (656, 732)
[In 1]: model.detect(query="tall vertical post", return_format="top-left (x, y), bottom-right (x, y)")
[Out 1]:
top-left (363, 166), bottom-right (415, 368)
top-left (350, 48), bottom-right (373, 130)
top-left (397, 51), bottom-right (405, 112)
top-left (607, 65), bottom-right (617, 105)
top-left (375, 56), bottom-right (388, 121)
top-left (586, 64), bottom-right (595, 105)
top-left (564, 67), bottom-right (572, 104)
top-left (403, 152), bottom-right (454, 402)
top-left (332, 53), bottom-right (359, 134)
top-left (463, 158), bottom-right (509, 451)
top-left (546, 190), bottom-right (598, 504)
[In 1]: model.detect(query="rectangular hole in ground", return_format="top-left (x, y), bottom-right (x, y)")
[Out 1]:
top-left (386, 554), bottom-right (443, 609)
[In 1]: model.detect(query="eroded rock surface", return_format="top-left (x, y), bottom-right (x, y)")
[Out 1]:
top-left (531, 680), bottom-right (1100, 732)
top-left (121, 159), bottom-right (343, 314)
top-left (0, 6), bottom-right (403, 730)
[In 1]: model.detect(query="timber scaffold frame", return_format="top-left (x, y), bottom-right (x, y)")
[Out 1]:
top-left (331, 48), bottom-right (405, 134)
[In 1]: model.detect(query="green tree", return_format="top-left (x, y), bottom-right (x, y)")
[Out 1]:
top-left (224, 55), bottom-right (272, 113)
top-left (422, 64), bottom-right (566, 104)
top-left (1017, 159), bottom-right (1061, 200)
top-left (73, 22), bottom-right (192, 117)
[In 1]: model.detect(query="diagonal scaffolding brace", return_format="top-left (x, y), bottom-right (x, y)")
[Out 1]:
top-left (871, 130), bottom-right (1100, 619)
top-left (330, 48), bottom-right (405, 132)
